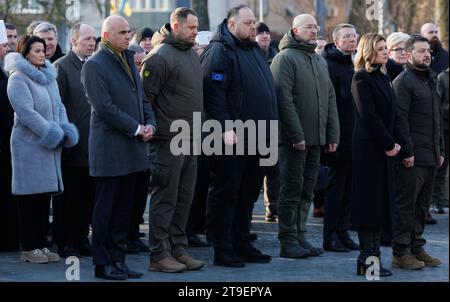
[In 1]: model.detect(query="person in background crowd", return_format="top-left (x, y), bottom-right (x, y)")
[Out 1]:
top-left (5, 23), bottom-right (18, 53)
top-left (81, 15), bottom-right (156, 280)
top-left (386, 32), bottom-right (410, 81)
top-left (351, 33), bottom-right (400, 277)
top-left (432, 67), bottom-right (449, 214)
top-left (124, 43), bottom-right (151, 254)
top-left (4, 35), bottom-right (79, 264)
top-left (421, 23), bottom-right (449, 74)
top-left (128, 43), bottom-right (146, 72)
top-left (33, 22), bottom-right (65, 63)
top-left (255, 22), bottom-right (280, 223)
top-left (0, 30), bottom-right (20, 252)
top-left (271, 14), bottom-right (339, 259)
top-left (420, 22), bottom-right (448, 225)
top-left (315, 36), bottom-right (327, 54)
top-left (142, 7), bottom-right (205, 273)
top-left (133, 27), bottom-right (154, 54)
top-left (52, 22), bottom-right (97, 258)
top-left (322, 23), bottom-right (359, 253)
top-left (186, 29), bottom-right (213, 248)
top-left (201, 5), bottom-right (276, 268)
top-left (392, 35), bottom-right (444, 270)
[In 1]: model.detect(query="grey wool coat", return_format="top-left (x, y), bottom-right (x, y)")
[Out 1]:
top-left (81, 45), bottom-right (156, 177)
top-left (4, 52), bottom-right (79, 195)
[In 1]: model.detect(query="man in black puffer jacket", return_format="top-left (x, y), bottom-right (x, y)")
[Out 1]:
top-left (392, 35), bottom-right (444, 270)
top-left (201, 5), bottom-right (277, 268)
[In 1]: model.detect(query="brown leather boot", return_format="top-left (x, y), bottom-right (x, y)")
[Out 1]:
top-left (392, 254), bottom-right (425, 270)
top-left (149, 256), bottom-right (186, 273)
top-left (414, 251), bottom-right (442, 267)
top-left (175, 255), bottom-right (205, 270)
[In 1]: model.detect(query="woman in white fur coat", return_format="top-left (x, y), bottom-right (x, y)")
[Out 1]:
top-left (4, 35), bottom-right (79, 264)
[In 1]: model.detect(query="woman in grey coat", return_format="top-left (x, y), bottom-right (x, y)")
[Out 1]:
top-left (4, 36), bottom-right (79, 264)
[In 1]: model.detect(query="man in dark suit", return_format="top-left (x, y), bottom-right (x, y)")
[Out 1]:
top-left (322, 23), bottom-right (359, 252)
top-left (53, 23), bottom-right (97, 258)
top-left (81, 15), bottom-right (156, 280)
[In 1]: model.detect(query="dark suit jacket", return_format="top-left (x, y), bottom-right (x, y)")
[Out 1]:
top-left (351, 68), bottom-right (396, 229)
top-left (54, 50), bottom-right (90, 166)
top-left (81, 46), bottom-right (156, 177)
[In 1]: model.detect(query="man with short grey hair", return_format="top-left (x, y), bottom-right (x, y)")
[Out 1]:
top-left (33, 22), bottom-right (64, 62)
top-left (271, 14), bottom-right (340, 259)
top-left (322, 23), bottom-right (359, 253)
top-left (52, 22), bottom-right (97, 259)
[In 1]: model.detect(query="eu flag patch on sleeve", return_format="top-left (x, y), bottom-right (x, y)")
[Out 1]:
top-left (211, 72), bottom-right (225, 82)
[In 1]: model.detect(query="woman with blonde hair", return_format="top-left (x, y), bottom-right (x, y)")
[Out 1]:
top-left (386, 32), bottom-right (410, 80)
top-left (351, 33), bottom-right (401, 277)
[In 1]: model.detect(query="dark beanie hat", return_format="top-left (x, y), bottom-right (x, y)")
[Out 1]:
top-left (256, 22), bottom-right (270, 35)
top-left (135, 27), bottom-right (154, 43)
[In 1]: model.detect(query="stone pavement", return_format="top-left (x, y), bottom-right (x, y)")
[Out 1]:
top-left (0, 194), bottom-right (448, 283)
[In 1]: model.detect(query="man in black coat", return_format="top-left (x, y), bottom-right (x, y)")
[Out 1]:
top-left (201, 5), bottom-right (277, 267)
top-left (432, 68), bottom-right (449, 213)
top-left (322, 23), bottom-right (359, 253)
top-left (0, 40), bottom-right (20, 251)
top-left (392, 35), bottom-right (444, 270)
top-left (81, 15), bottom-right (156, 280)
top-left (421, 23), bottom-right (449, 74)
top-left (53, 23), bottom-right (97, 258)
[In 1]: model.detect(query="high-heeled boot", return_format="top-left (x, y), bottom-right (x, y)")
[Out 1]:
top-left (373, 231), bottom-right (393, 277)
top-left (356, 229), bottom-right (373, 275)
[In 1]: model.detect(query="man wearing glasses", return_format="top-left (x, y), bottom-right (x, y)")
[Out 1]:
top-left (271, 14), bottom-right (340, 259)
top-left (322, 23), bottom-right (360, 253)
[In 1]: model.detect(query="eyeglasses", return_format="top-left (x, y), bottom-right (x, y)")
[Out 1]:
top-left (341, 33), bottom-right (359, 39)
top-left (390, 48), bottom-right (406, 54)
top-left (300, 24), bottom-right (320, 31)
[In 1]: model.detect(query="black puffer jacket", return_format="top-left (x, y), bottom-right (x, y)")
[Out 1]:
top-left (430, 41), bottom-right (449, 74)
top-left (393, 63), bottom-right (445, 166)
top-left (201, 19), bottom-right (277, 140)
top-left (323, 43), bottom-right (354, 160)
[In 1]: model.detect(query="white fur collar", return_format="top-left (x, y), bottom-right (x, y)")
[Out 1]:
top-left (4, 52), bottom-right (56, 85)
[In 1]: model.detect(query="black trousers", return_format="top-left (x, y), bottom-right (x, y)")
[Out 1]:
top-left (0, 151), bottom-right (19, 251)
top-left (323, 159), bottom-right (352, 241)
top-left (52, 166), bottom-right (94, 247)
top-left (92, 173), bottom-right (137, 266)
top-left (207, 155), bottom-right (265, 254)
top-left (186, 154), bottom-right (212, 236)
top-left (128, 170), bottom-right (150, 240)
top-left (17, 194), bottom-right (51, 251)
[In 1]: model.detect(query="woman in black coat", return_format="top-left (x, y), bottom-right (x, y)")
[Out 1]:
top-left (351, 33), bottom-right (401, 277)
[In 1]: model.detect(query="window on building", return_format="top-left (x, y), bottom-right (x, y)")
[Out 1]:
top-left (129, 0), bottom-right (171, 12)
top-left (11, 0), bottom-right (44, 14)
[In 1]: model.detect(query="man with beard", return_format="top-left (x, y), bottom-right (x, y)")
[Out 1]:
top-left (421, 23), bottom-right (449, 74)
top-left (392, 35), bottom-right (444, 270)
top-left (141, 7), bottom-right (205, 273)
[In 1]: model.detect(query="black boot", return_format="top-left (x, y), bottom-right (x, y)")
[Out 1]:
top-left (356, 229), bottom-right (373, 276)
top-left (372, 231), bottom-right (392, 277)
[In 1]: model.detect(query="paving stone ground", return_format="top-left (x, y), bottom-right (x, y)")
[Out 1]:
top-left (0, 194), bottom-right (448, 284)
